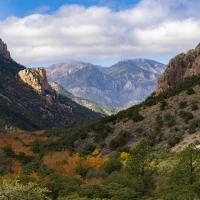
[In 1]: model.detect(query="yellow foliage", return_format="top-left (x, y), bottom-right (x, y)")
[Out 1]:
top-left (120, 152), bottom-right (131, 161)
top-left (92, 148), bottom-right (100, 155)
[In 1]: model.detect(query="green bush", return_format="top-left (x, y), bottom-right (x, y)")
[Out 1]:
top-left (109, 131), bottom-right (130, 150)
top-left (133, 126), bottom-right (143, 133)
top-left (187, 87), bottom-right (195, 95)
top-left (132, 110), bottom-right (144, 122)
top-left (155, 114), bottom-right (164, 128)
top-left (188, 119), bottom-right (200, 134)
top-left (164, 112), bottom-right (173, 121)
top-left (163, 113), bottom-right (176, 127)
top-left (81, 143), bottom-right (96, 155)
top-left (160, 100), bottom-right (168, 110)
top-left (179, 110), bottom-right (194, 123)
top-left (116, 146), bottom-right (131, 153)
top-left (165, 132), bottom-right (183, 147)
top-left (191, 103), bottom-right (198, 111)
top-left (74, 165), bottom-right (91, 178)
top-left (121, 118), bottom-right (128, 123)
top-left (100, 158), bottom-right (123, 174)
top-left (179, 101), bottom-right (187, 108)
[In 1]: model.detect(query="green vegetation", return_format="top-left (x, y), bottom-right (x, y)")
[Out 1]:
top-left (179, 101), bottom-right (187, 108)
top-left (109, 131), bottom-right (130, 150)
top-left (165, 132), bottom-right (183, 147)
top-left (0, 179), bottom-right (51, 200)
top-left (191, 102), bottom-right (198, 110)
top-left (187, 87), bottom-right (195, 95)
top-left (179, 110), bottom-right (194, 123)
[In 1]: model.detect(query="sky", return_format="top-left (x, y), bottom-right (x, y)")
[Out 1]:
top-left (0, 0), bottom-right (200, 68)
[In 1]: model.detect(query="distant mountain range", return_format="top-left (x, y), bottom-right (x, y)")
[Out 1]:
top-left (46, 59), bottom-right (166, 107)
top-left (49, 82), bottom-right (119, 115)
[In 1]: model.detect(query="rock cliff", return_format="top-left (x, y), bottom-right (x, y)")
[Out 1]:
top-left (0, 39), bottom-right (11, 59)
top-left (17, 68), bottom-right (57, 100)
top-left (156, 43), bottom-right (200, 93)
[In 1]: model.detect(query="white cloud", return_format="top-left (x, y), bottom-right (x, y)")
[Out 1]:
top-left (0, 0), bottom-right (200, 66)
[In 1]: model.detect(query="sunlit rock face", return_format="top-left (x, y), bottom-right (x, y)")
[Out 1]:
top-left (156, 43), bottom-right (200, 94)
top-left (17, 68), bottom-right (55, 97)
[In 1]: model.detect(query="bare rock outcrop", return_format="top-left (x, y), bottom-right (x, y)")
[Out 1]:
top-left (156, 43), bottom-right (200, 94)
top-left (17, 68), bottom-right (57, 100)
top-left (0, 38), bottom-right (11, 59)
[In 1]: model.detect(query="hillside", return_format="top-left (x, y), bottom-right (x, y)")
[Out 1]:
top-left (46, 59), bottom-right (166, 107)
top-left (1, 43), bottom-right (200, 200)
top-left (49, 82), bottom-right (118, 115)
top-left (31, 43), bottom-right (200, 155)
top-left (0, 39), bottom-right (101, 131)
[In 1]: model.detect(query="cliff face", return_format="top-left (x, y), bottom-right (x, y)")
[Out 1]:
top-left (0, 39), bottom-right (11, 59)
top-left (156, 43), bottom-right (200, 93)
top-left (17, 68), bottom-right (55, 96)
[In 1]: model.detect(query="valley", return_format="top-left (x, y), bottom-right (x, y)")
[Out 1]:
top-left (1, 39), bottom-right (200, 199)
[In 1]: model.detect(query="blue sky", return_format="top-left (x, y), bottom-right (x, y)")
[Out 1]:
top-left (0, 0), bottom-right (140, 19)
top-left (0, 0), bottom-right (200, 67)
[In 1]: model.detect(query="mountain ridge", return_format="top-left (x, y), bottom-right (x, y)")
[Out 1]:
top-left (156, 43), bottom-right (200, 93)
top-left (46, 59), bottom-right (166, 107)
top-left (0, 39), bottom-right (101, 131)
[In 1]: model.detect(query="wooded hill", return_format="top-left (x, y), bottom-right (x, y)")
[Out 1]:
top-left (0, 53), bottom-right (101, 131)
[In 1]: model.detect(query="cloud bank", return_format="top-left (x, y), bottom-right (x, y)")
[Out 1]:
top-left (0, 0), bottom-right (200, 66)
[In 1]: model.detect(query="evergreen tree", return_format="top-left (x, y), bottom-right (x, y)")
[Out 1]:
top-left (126, 140), bottom-right (156, 195)
top-left (171, 143), bottom-right (200, 185)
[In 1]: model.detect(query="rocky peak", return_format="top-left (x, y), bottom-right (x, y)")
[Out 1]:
top-left (156, 43), bottom-right (200, 94)
top-left (17, 68), bottom-right (57, 100)
top-left (0, 38), bottom-right (11, 59)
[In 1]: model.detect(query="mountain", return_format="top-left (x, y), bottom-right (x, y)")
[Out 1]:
top-left (46, 59), bottom-right (166, 107)
top-left (0, 39), bottom-right (101, 131)
top-left (49, 81), bottom-right (119, 115)
top-left (156, 43), bottom-right (200, 93)
top-left (36, 42), bottom-right (200, 155)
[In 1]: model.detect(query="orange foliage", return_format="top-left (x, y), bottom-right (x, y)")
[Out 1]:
top-left (85, 178), bottom-right (102, 184)
top-left (28, 171), bottom-right (41, 180)
top-left (11, 160), bottom-right (22, 175)
top-left (0, 131), bottom-right (50, 156)
top-left (85, 154), bottom-right (108, 170)
top-left (42, 150), bottom-right (108, 178)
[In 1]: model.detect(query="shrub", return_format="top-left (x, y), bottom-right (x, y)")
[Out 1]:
top-left (133, 126), bottom-right (143, 133)
top-left (164, 112), bottom-right (173, 121)
top-left (160, 100), bottom-right (168, 110)
top-left (179, 110), bottom-right (194, 123)
top-left (155, 114), bottom-right (164, 127)
top-left (165, 132), bottom-right (183, 147)
top-left (132, 110), bottom-right (144, 122)
top-left (100, 158), bottom-right (123, 174)
top-left (163, 112), bottom-right (176, 127)
top-left (146, 131), bottom-right (157, 146)
top-left (121, 118), bottom-right (128, 123)
top-left (188, 119), bottom-right (200, 134)
top-left (74, 165), bottom-right (91, 178)
top-left (81, 143), bottom-right (96, 155)
top-left (191, 103), bottom-right (198, 111)
top-left (179, 101), bottom-right (187, 108)
top-left (187, 87), bottom-right (195, 95)
top-left (116, 146), bottom-right (131, 153)
top-left (109, 131), bottom-right (130, 150)
top-left (145, 97), bottom-right (157, 106)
